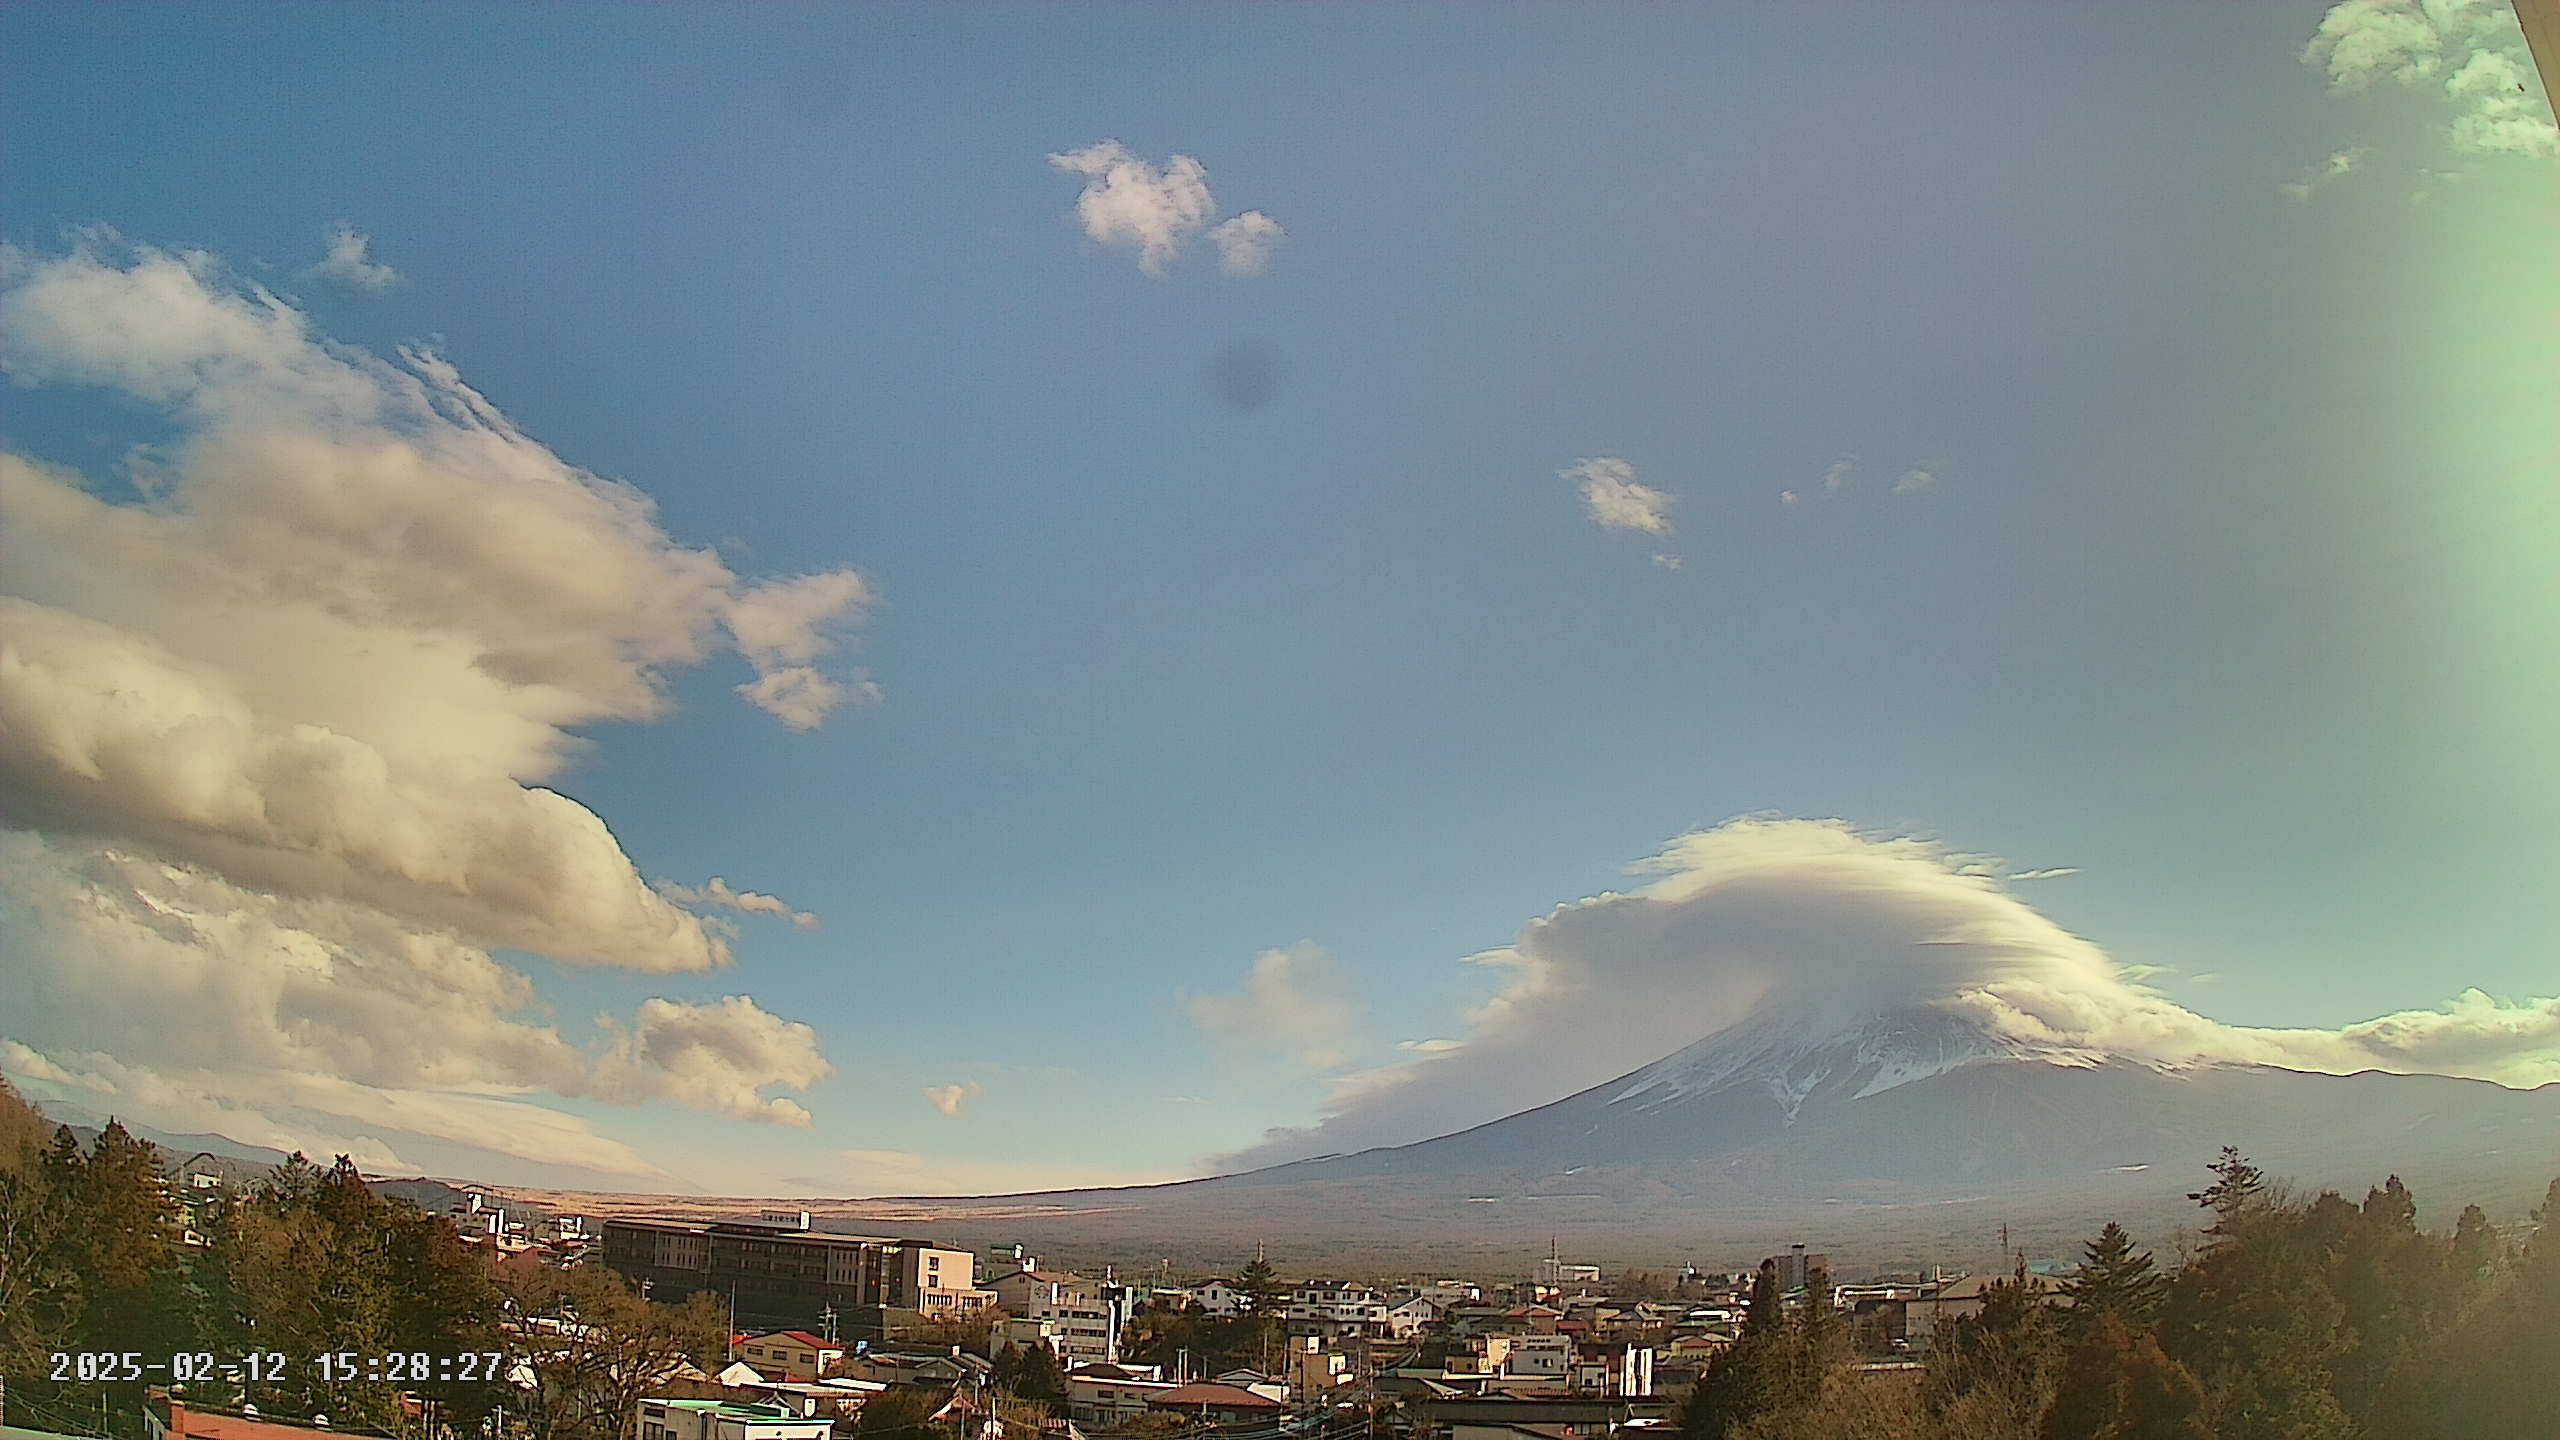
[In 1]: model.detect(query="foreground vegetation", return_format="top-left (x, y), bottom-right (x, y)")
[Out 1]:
top-left (1680, 1149), bottom-right (2560, 1440)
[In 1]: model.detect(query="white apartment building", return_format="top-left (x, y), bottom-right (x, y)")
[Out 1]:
top-left (986, 1270), bottom-right (1121, 1366)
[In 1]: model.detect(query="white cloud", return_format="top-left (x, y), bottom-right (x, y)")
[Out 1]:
top-left (1892, 467), bottom-right (1938, 496)
top-left (2282, 146), bottom-right (2377, 200)
top-left (0, 833), bottom-right (832, 1143)
top-left (1779, 490), bottom-right (1802, 508)
top-left (1050, 141), bottom-right (1213, 275)
top-left (1180, 941), bottom-right (1363, 1071)
top-left (2304, 0), bottom-right (2559, 159)
top-left (1562, 457), bottom-right (1676, 537)
top-left (2006, 867), bottom-right (2081, 881)
top-left (0, 235), bottom-right (848, 1172)
top-left (1208, 212), bottom-right (1286, 275)
top-left (923, 1081), bottom-right (985, 1117)
top-left (1821, 455), bottom-right (1857, 494)
top-left (1049, 141), bottom-right (1284, 277)
top-left (306, 222), bottom-right (399, 291)
top-left (1211, 817), bottom-right (2560, 1170)
top-left (1649, 552), bottom-right (1683, 571)
top-left (660, 877), bottom-right (820, 929)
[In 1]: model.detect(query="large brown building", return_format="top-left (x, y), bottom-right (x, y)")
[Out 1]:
top-left (602, 1217), bottom-right (991, 1335)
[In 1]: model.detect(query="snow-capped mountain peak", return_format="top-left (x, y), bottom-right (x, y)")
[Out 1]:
top-left (1607, 1000), bottom-right (2120, 1119)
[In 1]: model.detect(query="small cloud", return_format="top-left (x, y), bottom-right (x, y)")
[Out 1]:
top-left (1821, 455), bottom-right (1858, 495)
top-left (1649, 553), bottom-right (1683, 571)
top-left (2120, 964), bottom-right (2178, 981)
top-left (923, 1082), bottom-right (984, 1117)
top-left (2008, 867), bottom-right (2081, 882)
top-left (1165, 1094), bottom-right (1210, 1104)
top-left (1049, 140), bottom-right (1283, 277)
top-left (1562, 457), bottom-right (1676, 536)
top-left (1180, 940), bottom-right (1362, 1071)
top-left (305, 222), bottom-right (400, 290)
top-left (1396, 1038), bottom-right (1464, 1054)
top-left (2281, 145), bottom-right (2376, 200)
top-left (2188, 972), bottom-right (2226, 985)
top-left (1209, 212), bottom-right (1285, 275)
top-left (659, 876), bottom-right (820, 929)
top-left (736, 666), bottom-right (881, 731)
top-left (1779, 490), bottom-right (1802, 508)
top-left (1892, 467), bottom-right (1938, 496)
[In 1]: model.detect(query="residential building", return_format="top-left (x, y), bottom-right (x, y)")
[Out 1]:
top-left (1386, 1295), bottom-right (1443, 1338)
top-left (984, 1270), bottom-right (1124, 1366)
top-left (1146, 1383), bottom-right (1286, 1425)
top-left (732, 1332), bottom-right (847, 1383)
top-left (1190, 1278), bottom-right (1244, 1317)
top-left (1064, 1371), bottom-right (1179, 1426)
top-left (637, 1398), bottom-right (831, 1440)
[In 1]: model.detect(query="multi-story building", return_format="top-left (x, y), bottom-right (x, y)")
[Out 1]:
top-left (984, 1269), bottom-right (1125, 1366)
top-left (601, 1217), bottom-right (989, 1333)
top-left (1286, 1282), bottom-right (1389, 1337)
top-left (1761, 1246), bottom-right (1831, 1294)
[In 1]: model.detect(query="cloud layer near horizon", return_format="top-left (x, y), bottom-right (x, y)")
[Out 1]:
top-left (0, 236), bottom-right (854, 1175)
top-left (1211, 818), bottom-right (2560, 1172)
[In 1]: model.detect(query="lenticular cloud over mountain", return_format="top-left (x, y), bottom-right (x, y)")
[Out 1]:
top-left (1214, 817), bottom-right (2560, 1171)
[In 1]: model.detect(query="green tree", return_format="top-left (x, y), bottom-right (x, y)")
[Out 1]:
top-left (2378, 1176), bottom-right (2560, 1439)
top-left (1919, 1257), bottom-right (2064, 1439)
top-left (1682, 1262), bottom-right (1820, 1440)
top-left (2158, 1174), bottom-right (2352, 1440)
top-left (2186, 1146), bottom-right (2264, 1243)
top-left (1011, 1340), bottom-right (1068, 1402)
top-left (0, 1082), bottom-right (83, 1427)
top-left (854, 1385), bottom-right (953, 1440)
top-left (2040, 1311), bottom-right (2208, 1440)
top-left (70, 1120), bottom-right (192, 1354)
top-left (2061, 1223), bottom-right (2166, 1332)
top-left (1237, 1255), bottom-right (1281, 1318)
top-left (2445, 1203), bottom-right (2498, 1293)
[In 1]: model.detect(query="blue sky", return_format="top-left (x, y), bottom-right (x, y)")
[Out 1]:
top-left (2, 1), bottom-right (2555, 1194)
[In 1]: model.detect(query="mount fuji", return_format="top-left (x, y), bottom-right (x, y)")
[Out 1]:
top-left (865, 997), bottom-right (2560, 1266)
top-left (477, 996), bottom-right (2560, 1270)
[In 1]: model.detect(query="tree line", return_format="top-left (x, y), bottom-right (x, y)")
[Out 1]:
top-left (1, 1078), bottom-right (727, 1440)
top-left (1678, 1147), bottom-right (2560, 1440)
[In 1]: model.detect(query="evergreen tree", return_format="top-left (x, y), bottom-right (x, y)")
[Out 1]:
top-left (2185, 1146), bottom-right (2264, 1243)
top-left (1238, 1254), bottom-right (1280, 1317)
top-left (2158, 1178), bottom-right (2353, 1440)
top-left (2040, 1311), bottom-right (2209, 1440)
top-left (2446, 1204), bottom-right (2498, 1290)
top-left (68, 1121), bottom-right (191, 1355)
top-left (1741, 1260), bottom-right (1783, 1338)
top-left (1682, 1263), bottom-right (1820, 1440)
top-left (1012, 1340), bottom-right (1069, 1402)
top-left (2061, 1223), bottom-right (2166, 1330)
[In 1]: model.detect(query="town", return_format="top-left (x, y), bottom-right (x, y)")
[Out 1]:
top-left (4, 1097), bottom-right (2555, 1440)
